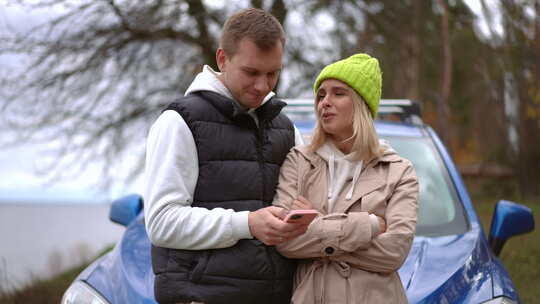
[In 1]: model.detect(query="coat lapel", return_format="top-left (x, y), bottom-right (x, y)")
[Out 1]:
top-left (335, 153), bottom-right (400, 213)
top-left (336, 174), bottom-right (385, 213)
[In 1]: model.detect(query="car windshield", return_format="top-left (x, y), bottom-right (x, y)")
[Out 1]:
top-left (380, 135), bottom-right (469, 237)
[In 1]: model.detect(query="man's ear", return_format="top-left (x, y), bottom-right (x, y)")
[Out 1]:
top-left (216, 48), bottom-right (227, 72)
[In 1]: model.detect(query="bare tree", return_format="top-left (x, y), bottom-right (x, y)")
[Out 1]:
top-left (0, 0), bottom-right (297, 191)
top-left (3, 0), bottom-right (534, 198)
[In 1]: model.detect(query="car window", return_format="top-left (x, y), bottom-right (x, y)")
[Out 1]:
top-left (380, 136), bottom-right (469, 237)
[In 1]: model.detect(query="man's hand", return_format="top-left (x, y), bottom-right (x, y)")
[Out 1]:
top-left (248, 206), bottom-right (309, 246)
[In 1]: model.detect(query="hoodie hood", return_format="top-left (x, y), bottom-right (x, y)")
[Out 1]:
top-left (184, 65), bottom-right (275, 111)
top-left (315, 142), bottom-right (362, 212)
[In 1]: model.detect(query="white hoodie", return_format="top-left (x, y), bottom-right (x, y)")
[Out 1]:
top-left (144, 65), bottom-right (303, 250)
top-left (316, 141), bottom-right (389, 236)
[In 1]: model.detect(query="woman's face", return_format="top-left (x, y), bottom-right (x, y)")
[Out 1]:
top-left (316, 79), bottom-right (355, 141)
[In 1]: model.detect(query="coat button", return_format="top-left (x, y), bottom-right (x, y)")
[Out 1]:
top-left (325, 247), bottom-right (334, 255)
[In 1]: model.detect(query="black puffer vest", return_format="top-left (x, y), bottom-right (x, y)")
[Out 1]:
top-left (151, 91), bottom-right (297, 304)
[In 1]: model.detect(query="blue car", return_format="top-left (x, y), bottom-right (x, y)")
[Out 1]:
top-left (62, 100), bottom-right (534, 304)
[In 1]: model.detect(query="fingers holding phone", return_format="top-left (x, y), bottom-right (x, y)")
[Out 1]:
top-left (283, 209), bottom-right (318, 225)
top-left (273, 209), bottom-right (316, 243)
top-left (248, 207), bottom-right (311, 245)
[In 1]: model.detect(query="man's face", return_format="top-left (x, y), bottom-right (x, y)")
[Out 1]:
top-left (217, 38), bottom-right (283, 109)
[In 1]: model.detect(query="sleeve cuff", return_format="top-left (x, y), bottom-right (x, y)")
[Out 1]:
top-left (312, 214), bottom-right (345, 256)
top-left (231, 211), bottom-right (253, 240)
top-left (369, 213), bottom-right (380, 237)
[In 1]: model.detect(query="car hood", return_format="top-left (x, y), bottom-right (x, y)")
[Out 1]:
top-left (399, 226), bottom-right (498, 303)
top-left (81, 216), bottom-right (517, 304)
top-left (82, 214), bottom-right (155, 303)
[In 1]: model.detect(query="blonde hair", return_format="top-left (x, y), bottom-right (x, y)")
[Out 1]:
top-left (309, 87), bottom-right (385, 162)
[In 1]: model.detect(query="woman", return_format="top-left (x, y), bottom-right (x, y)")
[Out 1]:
top-left (273, 53), bottom-right (418, 303)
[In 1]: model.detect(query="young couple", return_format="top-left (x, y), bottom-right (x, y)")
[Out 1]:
top-left (144, 7), bottom-right (418, 304)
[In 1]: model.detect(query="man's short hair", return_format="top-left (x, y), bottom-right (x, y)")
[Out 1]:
top-left (220, 8), bottom-right (286, 57)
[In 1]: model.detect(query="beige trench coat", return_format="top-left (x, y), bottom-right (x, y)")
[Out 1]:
top-left (273, 145), bottom-right (419, 304)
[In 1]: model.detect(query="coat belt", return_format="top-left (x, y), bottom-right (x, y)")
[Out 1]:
top-left (306, 259), bottom-right (352, 304)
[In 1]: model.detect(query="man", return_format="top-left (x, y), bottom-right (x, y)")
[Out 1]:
top-left (144, 8), bottom-right (307, 304)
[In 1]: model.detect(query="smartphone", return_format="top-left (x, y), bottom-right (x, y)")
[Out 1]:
top-left (283, 209), bottom-right (318, 225)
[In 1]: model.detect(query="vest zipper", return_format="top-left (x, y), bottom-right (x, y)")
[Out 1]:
top-left (256, 124), bottom-right (267, 203)
top-left (256, 121), bottom-right (277, 302)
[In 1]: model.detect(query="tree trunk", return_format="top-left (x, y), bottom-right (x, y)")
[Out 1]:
top-left (395, 0), bottom-right (421, 102)
top-left (187, 0), bottom-right (217, 69)
top-left (436, 0), bottom-right (453, 148)
top-left (407, 0), bottom-right (422, 101)
top-left (518, 1), bottom-right (540, 197)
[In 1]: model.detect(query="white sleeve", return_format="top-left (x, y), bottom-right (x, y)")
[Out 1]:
top-left (143, 110), bottom-right (253, 250)
top-left (293, 125), bottom-right (304, 146)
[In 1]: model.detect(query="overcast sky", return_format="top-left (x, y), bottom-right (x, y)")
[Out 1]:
top-left (0, 2), bottom-right (149, 203)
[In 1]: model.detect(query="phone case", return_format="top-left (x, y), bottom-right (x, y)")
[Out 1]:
top-left (284, 209), bottom-right (318, 224)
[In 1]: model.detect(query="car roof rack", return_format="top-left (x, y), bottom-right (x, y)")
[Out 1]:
top-left (283, 98), bottom-right (423, 124)
top-left (283, 98), bottom-right (315, 121)
top-left (378, 99), bottom-right (423, 124)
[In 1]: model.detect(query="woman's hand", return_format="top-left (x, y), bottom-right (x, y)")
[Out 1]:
top-left (377, 216), bottom-right (387, 233)
top-left (292, 195), bottom-right (313, 210)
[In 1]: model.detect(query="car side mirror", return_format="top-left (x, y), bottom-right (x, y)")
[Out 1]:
top-left (109, 194), bottom-right (143, 227)
top-left (488, 200), bottom-right (534, 256)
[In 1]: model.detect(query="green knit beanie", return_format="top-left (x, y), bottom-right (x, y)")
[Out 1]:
top-left (313, 53), bottom-right (382, 118)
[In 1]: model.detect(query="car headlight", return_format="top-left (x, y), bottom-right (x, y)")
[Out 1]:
top-left (481, 296), bottom-right (517, 304)
top-left (61, 281), bottom-right (110, 304)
